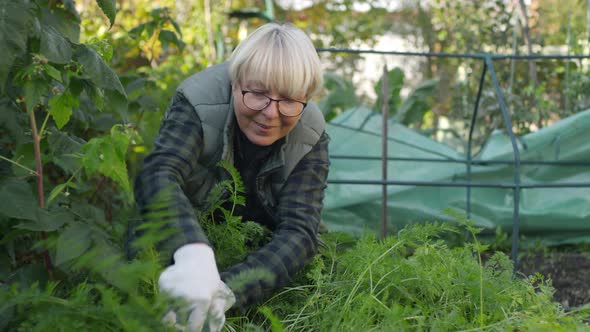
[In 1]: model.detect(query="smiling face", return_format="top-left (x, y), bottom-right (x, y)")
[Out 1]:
top-left (228, 23), bottom-right (323, 146)
top-left (233, 81), bottom-right (304, 146)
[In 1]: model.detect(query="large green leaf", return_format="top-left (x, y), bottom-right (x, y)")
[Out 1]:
top-left (89, 114), bottom-right (117, 132)
top-left (74, 45), bottom-right (126, 97)
top-left (87, 83), bottom-right (106, 111)
top-left (81, 126), bottom-right (131, 196)
top-left (121, 75), bottom-right (151, 96)
top-left (48, 129), bottom-right (84, 173)
top-left (96, 0), bottom-right (117, 28)
top-left (134, 94), bottom-right (160, 112)
top-left (159, 29), bottom-right (185, 50)
top-left (70, 76), bottom-right (105, 111)
top-left (48, 130), bottom-right (84, 156)
top-left (14, 208), bottom-right (72, 232)
top-left (104, 89), bottom-right (129, 119)
top-left (396, 79), bottom-right (439, 125)
top-left (40, 5), bottom-right (79, 42)
top-left (71, 203), bottom-right (106, 224)
top-left (0, 252), bottom-right (11, 279)
top-left (88, 39), bottom-right (113, 62)
top-left (43, 64), bottom-right (63, 82)
top-left (318, 73), bottom-right (358, 118)
top-left (0, 0), bottom-right (33, 90)
top-left (169, 18), bottom-right (182, 37)
top-left (0, 98), bottom-right (28, 144)
top-left (48, 90), bottom-right (79, 129)
top-left (0, 179), bottom-right (37, 221)
top-left (60, 0), bottom-right (79, 19)
top-left (46, 183), bottom-right (68, 206)
top-left (374, 67), bottom-right (404, 115)
top-left (11, 263), bottom-right (48, 288)
top-left (24, 79), bottom-right (47, 113)
top-left (228, 8), bottom-right (272, 22)
top-left (55, 222), bottom-right (92, 265)
top-left (128, 22), bottom-right (146, 37)
top-left (40, 25), bottom-right (73, 64)
top-left (10, 143), bottom-right (36, 177)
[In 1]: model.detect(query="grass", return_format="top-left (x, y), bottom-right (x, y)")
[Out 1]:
top-left (226, 221), bottom-right (590, 331)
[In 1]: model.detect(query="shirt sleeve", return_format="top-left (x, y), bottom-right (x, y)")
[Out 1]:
top-left (133, 94), bottom-right (210, 261)
top-left (220, 131), bottom-right (331, 309)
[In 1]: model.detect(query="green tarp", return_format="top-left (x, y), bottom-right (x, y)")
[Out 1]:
top-left (322, 107), bottom-right (590, 244)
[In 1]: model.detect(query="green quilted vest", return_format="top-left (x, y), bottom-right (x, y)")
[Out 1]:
top-left (175, 62), bottom-right (326, 212)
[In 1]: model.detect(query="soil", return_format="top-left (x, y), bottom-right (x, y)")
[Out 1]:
top-left (518, 250), bottom-right (590, 310)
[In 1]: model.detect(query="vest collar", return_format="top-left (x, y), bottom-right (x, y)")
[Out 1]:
top-left (220, 94), bottom-right (236, 165)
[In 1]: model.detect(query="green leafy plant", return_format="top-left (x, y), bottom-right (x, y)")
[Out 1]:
top-left (375, 67), bottom-right (439, 126)
top-left (1, 0), bottom-right (128, 283)
top-left (198, 160), bottom-right (270, 270)
top-left (0, 215), bottom-right (177, 331)
top-left (229, 219), bottom-right (590, 331)
top-left (0, 0), bottom-right (167, 304)
top-left (319, 67), bottom-right (438, 127)
top-left (128, 7), bottom-right (185, 65)
top-left (318, 72), bottom-right (359, 120)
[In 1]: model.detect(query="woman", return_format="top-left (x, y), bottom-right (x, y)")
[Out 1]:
top-left (134, 23), bottom-right (329, 331)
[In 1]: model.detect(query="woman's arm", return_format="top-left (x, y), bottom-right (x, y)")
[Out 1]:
top-left (132, 95), bottom-right (210, 260)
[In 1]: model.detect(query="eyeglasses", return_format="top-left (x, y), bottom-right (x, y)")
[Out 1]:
top-left (241, 90), bottom-right (307, 117)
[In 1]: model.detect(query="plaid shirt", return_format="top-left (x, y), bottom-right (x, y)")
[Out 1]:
top-left (134, 95), bottom-right (330, 309)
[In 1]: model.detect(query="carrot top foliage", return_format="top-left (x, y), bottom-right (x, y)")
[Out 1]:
top-left (1, 1), bottom-right (589, 331)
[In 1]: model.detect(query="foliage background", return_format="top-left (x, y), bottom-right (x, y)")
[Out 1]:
top-left (1, 0), bottom-right (589, 330)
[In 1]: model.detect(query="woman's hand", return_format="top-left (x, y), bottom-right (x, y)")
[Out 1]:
top-left (159, 243), bottom-right (235, 331)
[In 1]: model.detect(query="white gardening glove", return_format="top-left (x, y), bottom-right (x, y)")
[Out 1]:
top-left (159, 243), bottom-right (236, 332)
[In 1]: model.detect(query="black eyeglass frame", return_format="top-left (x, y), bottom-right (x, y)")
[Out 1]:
top-left (240, 90), bottom-right (307, 117)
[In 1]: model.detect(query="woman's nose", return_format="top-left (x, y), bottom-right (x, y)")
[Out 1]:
top-left (261, 99), bottom-right (280, 119)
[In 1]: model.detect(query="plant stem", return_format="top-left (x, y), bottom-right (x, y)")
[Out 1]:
top-left (88, 175), bottom-right (107, 204)
top-left (469, 231), bottom-right (484, 328)
top-left (136, 110), bottom-right (145, 128)
top-left (39, 112), bottom-right (51, 139)
top-left (0, 155), bottom-right (38, 176)
top-left (29, 110), bottom-right (53, 277)
top-left (230, 179), bottom-right (237, 218)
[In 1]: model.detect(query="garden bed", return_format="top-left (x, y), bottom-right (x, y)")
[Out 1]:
top-left (520, 250), bottom-right (590, 309)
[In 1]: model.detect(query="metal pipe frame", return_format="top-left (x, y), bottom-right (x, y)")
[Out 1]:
top-left (330, 155), bottom-right (590, 167)
top-left (321, 48), bottom-right (590, 272)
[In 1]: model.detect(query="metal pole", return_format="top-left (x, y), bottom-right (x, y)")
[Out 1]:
top-left (330, 155), bottom-right (590, 167)
top-left (467, 62), bottom-right (488, 218)
top-left (327, 179), bottom-right (590, 189)
top-left (565, 12), bottom-right (572, 112)
top-left (381, 65), bottom-right (390, 239)
top-left (315, 47), bottom-right (590, 60)
top-left (485, 56), bottom-right (522, 273)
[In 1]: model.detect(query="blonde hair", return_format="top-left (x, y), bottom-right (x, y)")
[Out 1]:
top-left (229, 23), bottom-right (323, 99)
